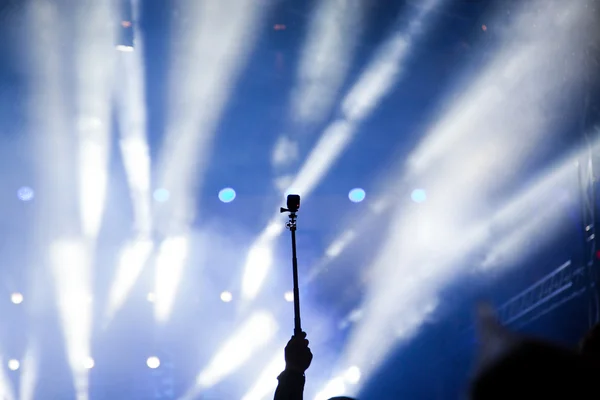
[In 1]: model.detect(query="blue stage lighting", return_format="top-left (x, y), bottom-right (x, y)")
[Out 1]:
top-left (218, 188), bottom-right (236, 203)
top-left (348, 188), bottom-right (366, 203)
top-left (17, 186), bottom-right (34, 201)
top-left (153, 188), bottom-right (170, 202)
top-left (411, 189), bottom-right (427, 203)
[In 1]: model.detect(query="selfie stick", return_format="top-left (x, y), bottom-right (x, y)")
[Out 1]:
top-left (280, 194), bottom-right (302, 336)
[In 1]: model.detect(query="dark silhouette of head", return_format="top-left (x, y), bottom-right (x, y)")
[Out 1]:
top-left (471, 338), bottom-right (596, 399)
top-left (471, 303), bottom-right (599, 399)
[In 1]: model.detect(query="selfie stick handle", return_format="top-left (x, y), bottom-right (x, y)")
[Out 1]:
top-left (289, 213), bottom-right (302, 336)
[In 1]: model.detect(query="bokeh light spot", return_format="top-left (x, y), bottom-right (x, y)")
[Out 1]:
top-left (8, 359), bottom-right (20, 371)
top-left (348, 188), bottom-right (366, 203)
top-left (284, 291), bottom-right (294, 302)
top-left (17, 186), bottom-right (34, 201)
top-left (84, 357), bottom-right (95, 369)
top-left (218, 188), bottom-right (236, 203)
top-left (153, 188), bottom-right (170, 202)
top-left (147, 292), bottom-right (156, 303)
top-left (147, 356), bottom-right (160, 369)
top-left (220, 291), bottom-right (233, 303)
top-left (11, 292), bottom-right (23, 305)
top-left (411, 189), bottom-right (427, 203)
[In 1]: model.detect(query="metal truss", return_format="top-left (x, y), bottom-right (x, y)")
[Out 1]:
top-left (495, 260), bottom-right (587, 328)
top-left (440, 259), bottom-right (589, 363)
top-left (579, 127), bottom-right (600, 326)
top-left (579, 33), bottom-right (600, 320)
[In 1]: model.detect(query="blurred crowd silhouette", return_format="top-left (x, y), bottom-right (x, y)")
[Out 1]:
top-left (273, 304), bottom-right (600, 400)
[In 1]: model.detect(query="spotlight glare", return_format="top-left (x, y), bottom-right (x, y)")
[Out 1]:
top-left (314, 377), bottom-right (346, 400)
top-left (196, 312), bottom-right (278, 388)
top-left (284, 291), bottom-right (294, 302)
top-left (411, 189), bottom-right (427, 203)
top-left (220, 291), bottom-right (233, 303)
top-left (8, 359), bottom-right (20, 371)
top-left (11, 292), bottom-right (23, 304)
top-left (348, 188), bottom-right (366, 203)
top-left (147, 356), bottom-right (160, 369)
top-left (84, 357), bottom-right (95, 369)
top-left (147, 292), bottom-right (156, 303)
top-left (17, 186), bottom-right (35, 201)
top-left (344, 365), bottom-right (361, 384)
top-left (218, 188), bottom-right (236, 203)
top-left (153, 188), bottom-right (170, 202)
top-left (116, 44), bottom-right (134, 52)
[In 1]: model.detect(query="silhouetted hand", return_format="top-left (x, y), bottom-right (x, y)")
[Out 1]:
top-left (284, 331), bottom-right (313, 373)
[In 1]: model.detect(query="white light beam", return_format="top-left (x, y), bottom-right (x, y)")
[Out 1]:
top-left (244, 0), bottom-right (441, 301)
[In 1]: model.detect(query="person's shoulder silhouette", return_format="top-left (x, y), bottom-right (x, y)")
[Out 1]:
top-left (471, 303), bottom-right (599, 399)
